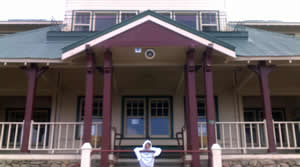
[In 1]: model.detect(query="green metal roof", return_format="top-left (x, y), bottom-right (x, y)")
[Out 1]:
top-left (215, 27), bottom-right (300, 57)
top-left (62, 10), bottom-right (236, 53)
top-left (0, 26), bottom-right (78, 59)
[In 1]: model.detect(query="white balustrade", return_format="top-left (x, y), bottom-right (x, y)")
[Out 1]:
top-left (0, 122), bottom-right (24, 150)
top-left (273, 121), bottom-right (300, 149)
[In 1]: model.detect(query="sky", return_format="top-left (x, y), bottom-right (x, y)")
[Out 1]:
top-left (0, 0), bottom-right (299, 22)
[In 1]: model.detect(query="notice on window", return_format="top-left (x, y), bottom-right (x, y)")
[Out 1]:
top-left (131, 119), bottom-right (140, 125)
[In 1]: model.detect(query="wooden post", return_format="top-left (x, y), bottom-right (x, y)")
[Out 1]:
top-left (202, 46), bottom-right (217, 167)
top-left (249, 61), bottom-right (276, 153)
top-left (100, 49), bottom-right (113, 167)
top-left (21, 64), bottom-right (48, 152)
top-left (184, 69), bottom-right (192, 150)
top-left (83, 46), bottom-right (96, 143)
top-left (185, 48), bottom-right (200, 167)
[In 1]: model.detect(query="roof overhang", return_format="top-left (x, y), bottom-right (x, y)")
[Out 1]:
top-left (62, 13), bottom-right (236, 60)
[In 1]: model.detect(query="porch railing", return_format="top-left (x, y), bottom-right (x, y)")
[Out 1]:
top-left (198, 121), bottom-right (268, 150)
top-left (273, 121), bottom-right (300, 149)
top-left (0, 122), bottom-right (24, 150)
top-left (29, 121), bottom-right (103, 151)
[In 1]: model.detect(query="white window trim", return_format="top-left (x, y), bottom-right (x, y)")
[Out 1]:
top-left (93, 11), bottom-right (119, 31)
top-left (155, 11), bottom-right (173, 19)
top-left (173, 12), bottom-right (199, 30)
top-left (73, 11), bottom-right (92, 31)
top-left (119, 11), bottom-right (139, 23)
top-left (199, 11), bottom-right (219, 31)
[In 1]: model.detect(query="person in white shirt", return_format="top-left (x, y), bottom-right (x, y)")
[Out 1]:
top-left (134, 140), bottom-right (162, 167)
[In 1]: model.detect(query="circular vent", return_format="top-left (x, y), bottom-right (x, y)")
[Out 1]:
top-left (144, 49), bottom-right (156, 59)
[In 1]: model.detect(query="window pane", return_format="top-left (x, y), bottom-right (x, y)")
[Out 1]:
top-left (127, 118), bottom-right (145, 136)
top-left (175, 13), bottom-right (197, 29)
top-left (202, 26), bottom-right (217, 32)
top-left (121, 13), bottom-right (136, 22)
top-left (151, 118), bottom-right (169, 135)
top-left (95, 13), bottom-right (117, 31)
top-left (74, 26), bottom-right (89, 32)
top-left (75, 13), bottom-right (90, 24)
top-left (202, 13), bottom-right (217, 24)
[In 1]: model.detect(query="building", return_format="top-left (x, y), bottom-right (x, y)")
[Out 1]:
top-left (0, 0), bottom-right (300, 167)
top-left (0, 20), bottom-right (62, 36)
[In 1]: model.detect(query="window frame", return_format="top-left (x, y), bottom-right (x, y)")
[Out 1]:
top-left (119, 10), bottom-right (139, 23)
top-left (122, 96), bottom-right (173, 139)
top-left (148, 98), bottom-right (171, 138)
top-left (72, 11), bottom-right (93, 32)
top-left (93, 11), bottom-right (119, 32)
top-left (173, 11), bottom-right (199, 30)
top-left (124, 97), bottom-right (147, 138)
top-left (76, 96), bottom-right (103, 139)
top-left (155, 10), bottom-right (173, 19)
top-left (199, 11), bottom-right (219, 31)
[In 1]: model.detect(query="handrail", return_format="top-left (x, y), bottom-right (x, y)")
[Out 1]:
top-left (92, 149), bottom-right (210, 153)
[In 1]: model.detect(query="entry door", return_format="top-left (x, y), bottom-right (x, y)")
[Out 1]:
top-left (124, 97), bottom-right (172, 138)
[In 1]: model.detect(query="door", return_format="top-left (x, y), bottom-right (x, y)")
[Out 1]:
top-left (123, 96), bottom-right (172, 138)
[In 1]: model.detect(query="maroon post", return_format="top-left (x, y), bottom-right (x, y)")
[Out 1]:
top-left (100, 49), bottom-right (113, 167)
top-left (249, 61), bottom-right (276, 153)
top-left (184, 69), bottom-right (192, 150)
top-left (21, 64), bottom-right (48, 152)
top-left (185, 48), bottom-right (201, 167)
top-left (202, 46), bottom-right (217, 167)
top-left (82, 46), bottom-right (96, 143)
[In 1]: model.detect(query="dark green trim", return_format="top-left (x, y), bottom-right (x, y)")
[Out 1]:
top-left (62, 10), bottom-right (236, 53)
top-left (121, 96), bottom-right (174, 140)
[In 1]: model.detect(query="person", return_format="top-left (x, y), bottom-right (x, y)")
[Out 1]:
top-left (134, 140), bottom-right (162, 167)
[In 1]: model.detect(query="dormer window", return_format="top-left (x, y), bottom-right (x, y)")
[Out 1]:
top-left (174, 12), bottom-right (198, 29)
top-left (120, 12), bottom-right (137, 22)
top-left (94, 13), bottom-right (118, 31)
top-left (73, 12), bottom-right (91, 31)
top-left (201, 12), bottom-right (218, 31)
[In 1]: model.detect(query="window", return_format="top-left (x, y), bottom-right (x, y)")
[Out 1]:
top-left (201, 13), bottom-right (218, 31)
top-left (175, 13), bottom-right (198, 29)
top-left (77, 96), bottom-right (103, 139)
top-left (73, 12), bottom-right (91, 31)
top-left (120, 12), bottom-right (137, 22)
top-left (94, 13), bottom-right (118, 31)
top-left (123, 97), bottom-right (172, 138)
top-left (150, 99), bottom-right (170, 136)
top-left (4, 108), bottom-right (50, 147)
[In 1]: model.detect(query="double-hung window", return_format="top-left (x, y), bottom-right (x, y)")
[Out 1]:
top-left (94, 12), bottom-right (118, 32)
top-left (200, 12), bottom-right (218, 31)
top-left (155, 11), bottom-right (172, 19)
top-left (73, 12), bottom-right (92, 31)
top-left (174, 12), bottom-right (198, 30)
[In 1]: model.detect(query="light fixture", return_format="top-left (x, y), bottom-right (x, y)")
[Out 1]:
top-left (144, 49), bottom-right (156, 60)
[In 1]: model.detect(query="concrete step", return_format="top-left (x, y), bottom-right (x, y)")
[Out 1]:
top-left (92, 159), bottom-right (208, 167)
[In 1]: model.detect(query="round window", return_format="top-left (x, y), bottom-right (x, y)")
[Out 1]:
top-left (144, 49), bottom-right (156, 59)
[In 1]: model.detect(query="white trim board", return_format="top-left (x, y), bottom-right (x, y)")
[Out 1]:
top-left (62, 15), bottom-right (236, 60)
